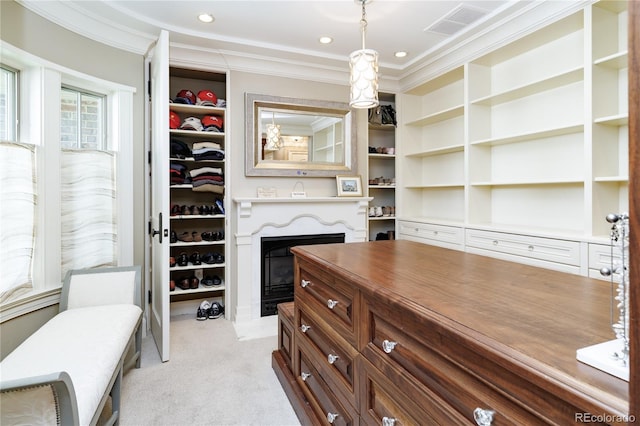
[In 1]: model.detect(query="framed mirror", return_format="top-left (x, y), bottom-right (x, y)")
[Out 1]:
top-left (245, 93), bottom-right (357, 177)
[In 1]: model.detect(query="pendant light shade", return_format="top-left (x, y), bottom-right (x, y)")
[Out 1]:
top-left (265, 112), bottom-right (281, 151)
top-left (349, 0), bottom-right (379, 109)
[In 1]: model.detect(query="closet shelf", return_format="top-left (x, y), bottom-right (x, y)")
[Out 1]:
top-left (594, 114), bottom-right (628, 126)
top-left (470, 123), bottom-right (583, 147)
top-left (169, 104), bottom-right (225, 116)
top-left (405, 144), bottom-right (464, 157)
top-left (594, 51), bottom-right (628, 69)
top-left (471, 178), bottom-right (584, 187)
top-left (471, 66), bottom-right (583, 106)
top-left (405, 104), bottom-right (464, 127)
top-left (170, 285), bottom-right (225, 297)
top-left (406, 183), bottom-right (464, 189)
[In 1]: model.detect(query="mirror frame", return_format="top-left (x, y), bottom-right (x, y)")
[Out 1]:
top-left (245, 93), bottom-right (357, 177)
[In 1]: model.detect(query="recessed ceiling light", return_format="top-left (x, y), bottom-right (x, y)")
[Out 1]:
top-left (394, 51), bottom-right (408, 58)
top-left (198, 13), bottom-right (214, 23)
top-left (319, 36), bottom-right (333, 44)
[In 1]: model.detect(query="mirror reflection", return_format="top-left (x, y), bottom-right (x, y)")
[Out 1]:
top-left (259, 109), bottom-right (344, 164)
top-left (245, 93), bottom-right (356, 177)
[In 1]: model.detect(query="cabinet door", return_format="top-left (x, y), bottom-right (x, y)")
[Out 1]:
top-left (146, 30), bottom-right (171, 362)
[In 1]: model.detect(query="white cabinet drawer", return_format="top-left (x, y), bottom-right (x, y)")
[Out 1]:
top-left (588, 243), bottom-right (620, 271)
top-left (465, 229), bottom-right (580, 267)
top-left (398, 221), bottom-right (463, 250)
top-left (588, 243), bottom-right (621, 281)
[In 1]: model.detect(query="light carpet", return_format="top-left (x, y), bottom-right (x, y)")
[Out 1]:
top-left (120, 314), bottom-right (301, 426)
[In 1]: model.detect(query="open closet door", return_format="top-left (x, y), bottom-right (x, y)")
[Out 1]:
top-left (146, 30), bottom-right (170, 362)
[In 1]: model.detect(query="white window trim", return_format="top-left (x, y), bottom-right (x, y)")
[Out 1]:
top-left (0, 41), bottom-right (135, 323)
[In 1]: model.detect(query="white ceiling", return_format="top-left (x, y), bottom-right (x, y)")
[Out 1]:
top-left (19, 0), bottom-right (534, 79)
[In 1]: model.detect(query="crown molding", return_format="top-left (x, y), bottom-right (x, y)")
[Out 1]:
top-left (16, 0), bottom-right (589, 96)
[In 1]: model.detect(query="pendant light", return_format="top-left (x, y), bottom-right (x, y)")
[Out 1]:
top-left (349, 0), bottom-right (379, 109)
top-left (265, 112), bottom-right (281, 151)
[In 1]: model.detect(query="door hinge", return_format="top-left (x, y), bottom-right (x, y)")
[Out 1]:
top-left (148, 290), bottom-right (152, 304)
top-left (148, 150), bottom-right (151, 164)
top-left (148, 220), bottom-right (152, 235)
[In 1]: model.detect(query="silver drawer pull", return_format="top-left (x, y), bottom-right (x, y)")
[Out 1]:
top-left (382, 339), bottom-right (398, 354)
top-left (301, 372), bottom-right (311, 381)
top-left (528, 245), bottom-right (534, 251)
top-left (327, 299), bottom-right (338, 309)
top-left (382, 417), bottom-right (397, 426)
top-left (327, 353), bottom-right (339, 364)
top-left (492, 240), bottom-right (498, 245)
top-left (300, 324), bottom-right (311, 333)
top-left (301, 279), bottom-right (310, 288)
top-left (327, 413), bottom-right (339, 424)
top-left (473, 408), bottom-right (495, 426)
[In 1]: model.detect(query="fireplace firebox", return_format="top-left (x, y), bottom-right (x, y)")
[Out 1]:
top-left (260, 233), bottom-right (345, 316)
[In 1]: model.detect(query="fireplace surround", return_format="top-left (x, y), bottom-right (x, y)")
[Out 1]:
top-left (232, 196), bottom-right (370, 336)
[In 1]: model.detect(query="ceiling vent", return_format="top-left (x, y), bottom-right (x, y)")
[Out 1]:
top-left (424, 4), bottom-right (488, 36)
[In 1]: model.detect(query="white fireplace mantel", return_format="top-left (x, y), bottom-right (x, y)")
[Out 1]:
top-left (231, 196), bottom-right (371, 338)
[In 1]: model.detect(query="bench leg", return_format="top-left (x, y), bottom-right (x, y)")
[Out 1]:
top-left (109, 367), bottom-right (123, 426)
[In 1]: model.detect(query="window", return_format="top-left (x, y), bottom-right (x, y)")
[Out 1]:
top-left (0, 65), bottom-right (18, 142)
top-left (0, 43), bottom-right (134, 318)
top-left (60, 87), bottom-right (105, 149)
top-left (60, 87), bottom-right (116, 279)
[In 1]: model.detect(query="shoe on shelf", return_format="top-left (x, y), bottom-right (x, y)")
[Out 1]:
top-left (189, 275), bottom-right (200, 289)
top-left (169, 256), bottom-right (176, 267)
top-left (208, 301), bottom-right (224, 319)
top-left (170, 230), bottom-right (177, 243)
top-left (177, 277), bottom-right (190, 290)
top-left (369, 207), bottom-right (375, 217)
top-left (189, 252), bottom-right (201, 265)
top-left (215, 198), bottom-right (225, 215)
top-left (192, 231), bottom-right (202, 242)
top-left (176, 252), bottom-right (189, 267)
top-left (197, 300), bottom-right (211, 321)
top-left (177, 232), bottom-right (193, 242)
top-left (375, 206), bottom-right (383, 217)
top-left (202, 252), bottom-right (224, 264)
top-left (201, 275), bottom-right (222, 287)
top-left (169, 280), bottom-right (176, 291)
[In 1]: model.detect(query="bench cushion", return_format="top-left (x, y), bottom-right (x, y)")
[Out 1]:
top-left (0, 304), bottom-right (142, 425)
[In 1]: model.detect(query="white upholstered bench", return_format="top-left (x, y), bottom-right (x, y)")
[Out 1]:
top-left (0, 266), bottom-right (143, 426)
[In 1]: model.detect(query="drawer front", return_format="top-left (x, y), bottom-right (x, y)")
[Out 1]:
top-left (588, 243), bottom-right (620, 272)
top-left (362, 297), bottom-right (548, 425)
top-left (359, 356), bottom-right (468, 425)
top-left (296, 347), bottom-right (359, 426)
top-left (296, 259), bottom-right (358, 346)
top-left (398, 221), bottom-right (463, 250)
top-left (465, 229), bottom-right (580, 266)
top-left (297, 304), bottom-right (358, 405)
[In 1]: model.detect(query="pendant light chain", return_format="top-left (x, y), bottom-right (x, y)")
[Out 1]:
top-left (360, 1), bottom-right (367, 50)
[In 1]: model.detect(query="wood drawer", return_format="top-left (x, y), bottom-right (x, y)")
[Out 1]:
top-left (277, 302), bottom-right (295, 372)
top-left (397, 220), bottom-right (463, 250)
top-left (296, 258), bottom-right (359, 346)
top-left (296, 345), bottom-right (359, 426)
top-left (359, 356), bottom-right (468, 425)
top-left (362, 297), bottom-right (550, 425)
top-left (296, 300), bottom-right (359, 407)
top-left (465, 229), bottom-right (580, 267)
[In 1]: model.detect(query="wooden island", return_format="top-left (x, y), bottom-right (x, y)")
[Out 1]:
top-left (272, 240), bottom-right (632, 425)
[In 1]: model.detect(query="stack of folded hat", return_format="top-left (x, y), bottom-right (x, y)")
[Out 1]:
top-left (190, 167), bottom-right (224, 194)
top-left (192, 141), bottom-right (225, 161)
top-left (170, 138), bottom-right (192, 159)
top-left (171, 89), bottom-right (226, 108)
top-left (170, 162), bottom-right (190, 185)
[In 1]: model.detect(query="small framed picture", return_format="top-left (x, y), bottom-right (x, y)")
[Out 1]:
top-left (336, 175), bottom-right (363, 197)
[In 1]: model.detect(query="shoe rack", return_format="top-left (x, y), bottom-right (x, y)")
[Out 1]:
top-left (168, 67), bottom-right (227, 309)
top-left (367, 92), bottom-right (397, 241)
